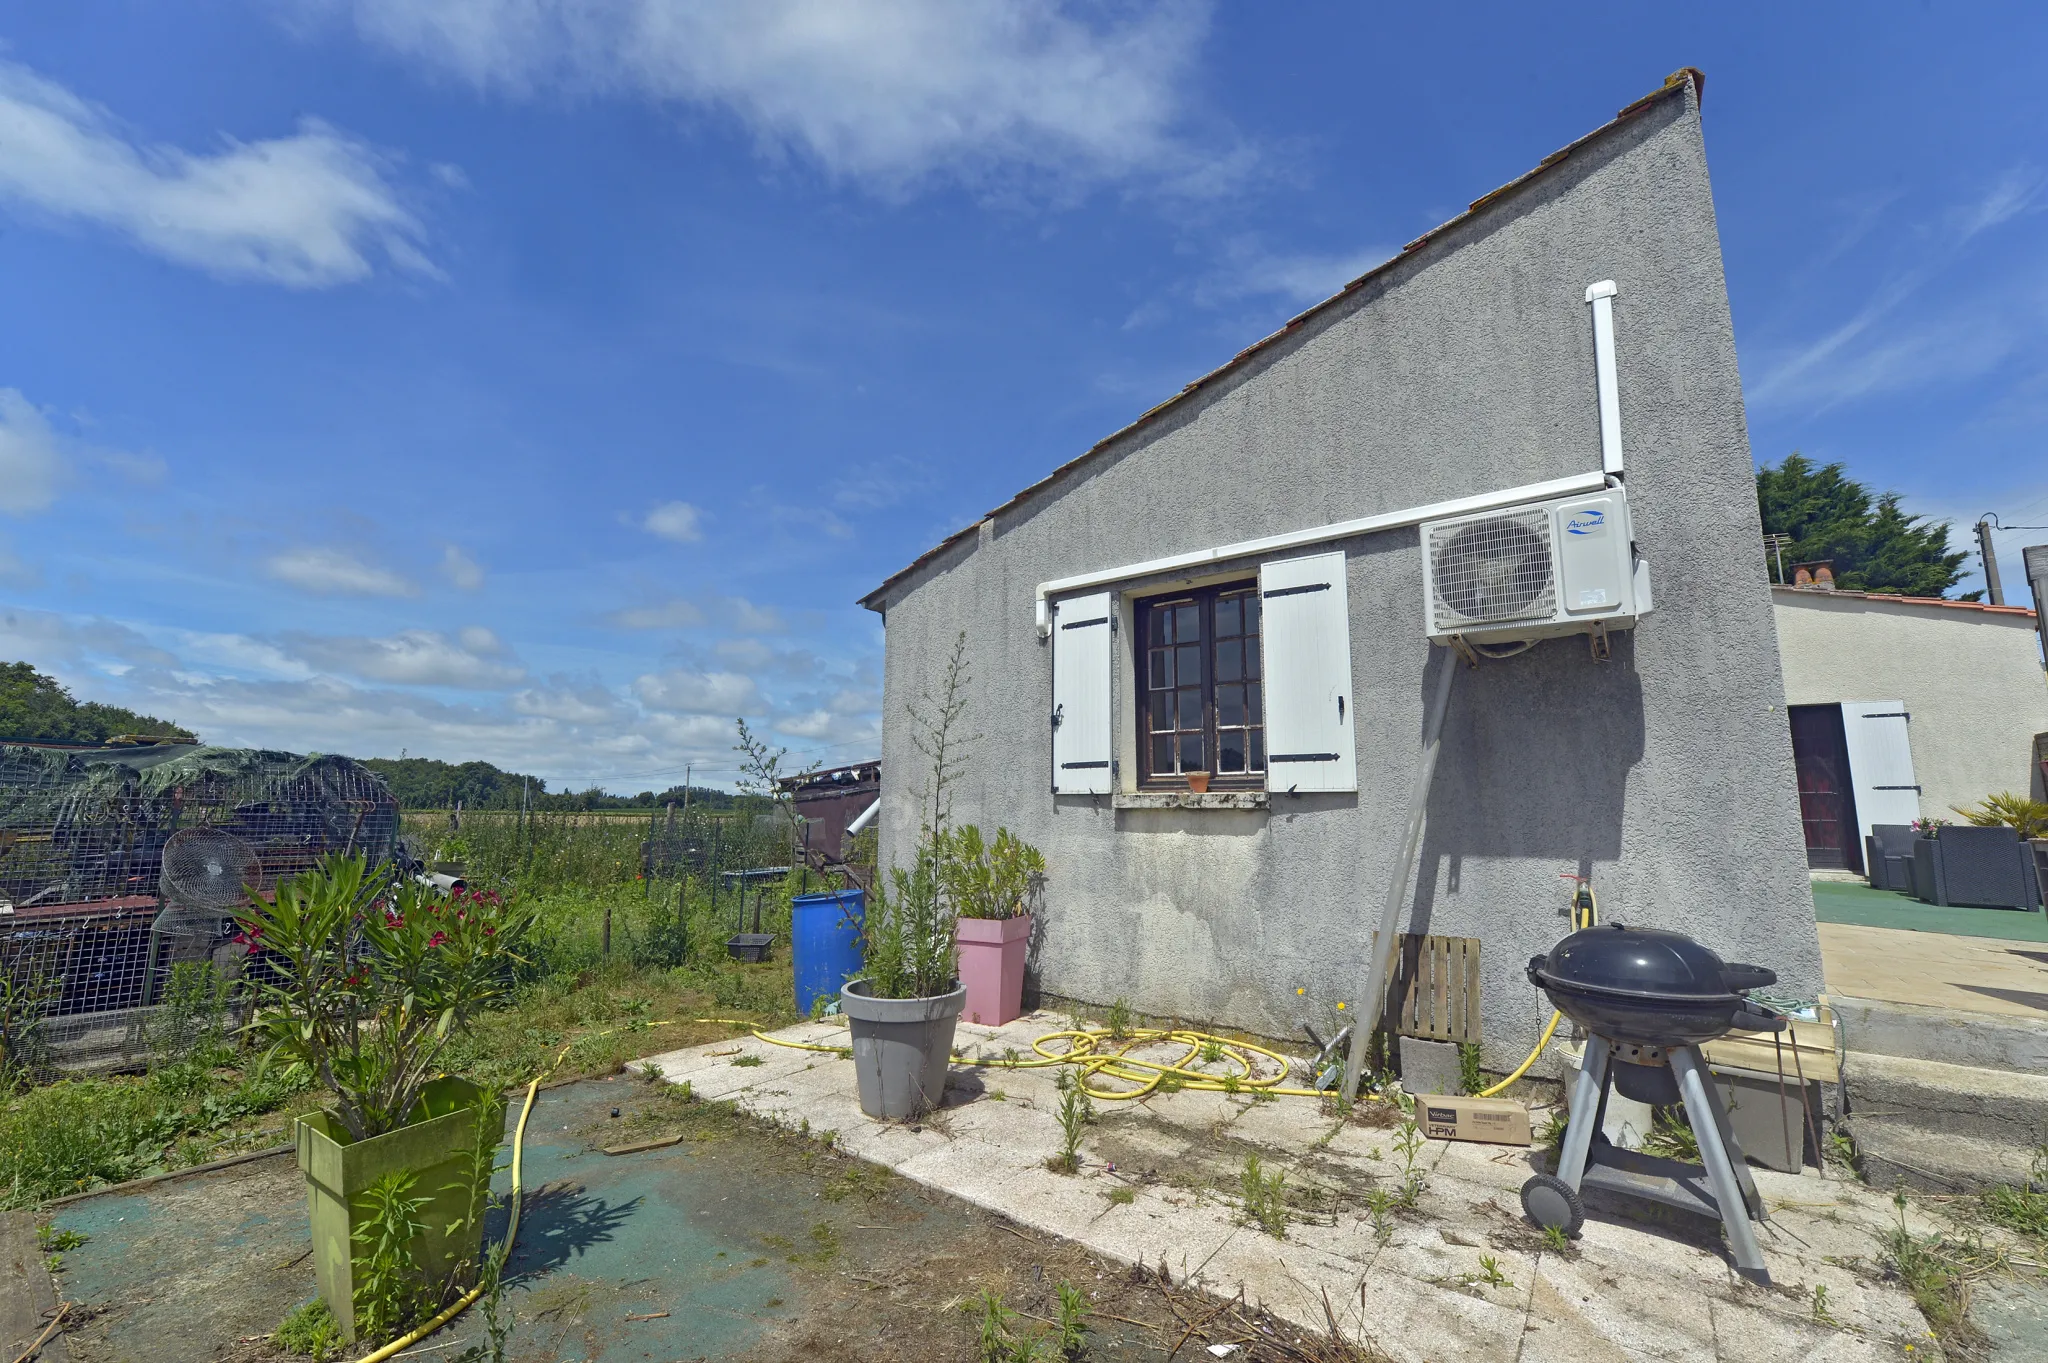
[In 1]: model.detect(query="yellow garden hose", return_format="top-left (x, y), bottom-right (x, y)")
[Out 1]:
top-left (1474, 881), bottom-right (1597, 1099)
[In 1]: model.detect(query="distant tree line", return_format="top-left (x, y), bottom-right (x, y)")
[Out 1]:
top-left (0, 662), bottom-right (197, 745)
top-left (356, 755), bottom-right (747, 813)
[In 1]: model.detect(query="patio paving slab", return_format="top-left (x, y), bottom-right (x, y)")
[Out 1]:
top-left (640, 1009), bottom-right (1975, 1362)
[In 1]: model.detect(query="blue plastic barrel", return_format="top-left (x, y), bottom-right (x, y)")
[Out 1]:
top-left (791, 888), bottom-right (865, 1017)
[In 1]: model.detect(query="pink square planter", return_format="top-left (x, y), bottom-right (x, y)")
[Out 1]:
top-left (955, 913), bottom-right (1032, 1026)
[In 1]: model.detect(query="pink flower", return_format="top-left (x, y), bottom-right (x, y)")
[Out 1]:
top-left (427, 931), bottom-right (448, 948)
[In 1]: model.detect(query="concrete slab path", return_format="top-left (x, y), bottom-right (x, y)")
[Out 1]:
top-left (648, 1012), bottom-right (1957, 1363)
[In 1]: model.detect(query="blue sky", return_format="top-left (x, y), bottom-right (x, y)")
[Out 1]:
top-left (1, 2), bottom-right (2044, 792)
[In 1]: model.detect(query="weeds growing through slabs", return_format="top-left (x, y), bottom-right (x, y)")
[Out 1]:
top-left (1047, 1069), bottom-right (1093, 1175)
top-left (1456, 1042), bottom-right (1484, 1096)
top-left (1978, 1143), bottom-right (2048, 1241)
top-left (1880, 1187), bottom-right (2004, 1352)
top-left (273, 1299), bottom-right (342, 1360)
top-left (1240, 1152), bottom-right (1288, 1238)
top-left (1638, 1106), bottom-right (1700, 1163)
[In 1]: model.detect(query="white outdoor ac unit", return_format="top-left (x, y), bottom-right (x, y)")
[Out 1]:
top-left (1420, 487), bottom-right (1650, 645)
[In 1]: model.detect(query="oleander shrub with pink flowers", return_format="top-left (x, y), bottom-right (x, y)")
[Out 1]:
top-left (236, 852), bottom-right (534, 1141)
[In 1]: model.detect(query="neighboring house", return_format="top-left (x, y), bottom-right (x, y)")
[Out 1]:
top-left (858, 72), bottom-right (1822, 1066)
top-left (1774, 585), bottom-right (2048, 872)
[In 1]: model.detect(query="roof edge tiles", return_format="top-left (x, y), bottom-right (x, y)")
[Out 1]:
top-left (858, 68), bottom-right (1707, 612)
top-left (1771, 584), bottom-right (2036, 619)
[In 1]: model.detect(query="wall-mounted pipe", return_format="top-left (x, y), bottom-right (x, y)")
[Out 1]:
top-left (1033, 469), bottom-right (1609, 636)
top-left (1585, 280), bottom-right (1624, 477)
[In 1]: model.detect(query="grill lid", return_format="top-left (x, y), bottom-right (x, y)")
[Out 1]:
top-left (1527, 923), bottom-right (1773, 1003)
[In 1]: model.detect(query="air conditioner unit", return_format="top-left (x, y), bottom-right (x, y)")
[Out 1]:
top-left (1420, 487), bottom-right (1651, 645)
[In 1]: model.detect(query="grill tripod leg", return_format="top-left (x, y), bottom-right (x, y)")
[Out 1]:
top-left (1671, 1046), bottom-right (1770, 1285)
top-left (1555, 1041), bottom-right (1608, 1189)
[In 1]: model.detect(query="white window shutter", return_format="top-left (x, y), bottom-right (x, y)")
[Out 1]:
top-left (1259, 552), bottom-right (1357, 793)
top-left (1051, 591), bottom-right (1114, 794)
top-left (1840, 700), bottom-right (1919, 848)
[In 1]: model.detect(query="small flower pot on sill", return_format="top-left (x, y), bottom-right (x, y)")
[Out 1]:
top-left (1186, 772), bottom-right (1211, 794)
top-left (295, 1076), bottom-right (492, 1341)
top-left (957, 913), bottom-right (1032, 1026)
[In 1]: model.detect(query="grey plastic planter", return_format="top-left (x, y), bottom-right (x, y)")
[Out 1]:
top-left (841, 978), bottom-right (965, 1120)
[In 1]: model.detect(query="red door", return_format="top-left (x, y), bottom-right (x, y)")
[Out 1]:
top-left (1788, 704), bottom-right (1862, 873)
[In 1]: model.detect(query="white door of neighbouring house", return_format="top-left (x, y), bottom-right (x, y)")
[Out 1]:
top-left (1840, 700), bottom-right (1920, 850)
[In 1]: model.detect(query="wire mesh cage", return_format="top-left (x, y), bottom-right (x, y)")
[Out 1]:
top-left (0, 742), bottom-right (400, 1071)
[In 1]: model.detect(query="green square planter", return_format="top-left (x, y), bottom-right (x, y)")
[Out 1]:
top-left (295, 1076), bottom-right (492, 1340)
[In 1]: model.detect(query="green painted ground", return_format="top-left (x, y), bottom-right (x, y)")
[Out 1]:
top-left (1812, 878), bottom-right (2048, 943)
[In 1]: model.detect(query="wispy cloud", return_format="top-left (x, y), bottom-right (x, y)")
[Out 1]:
top-left (1749, 165), bottom-right (2048, 413)
top-left (633, 668), bottom-right (760, 715)
top-left (0, 389), bottom-right (61, 514)
top-left (641, 500), bottom-right (704, 543)
top-left (287, 627), bottom-right (525, 688)
top-left (441, 545), bottom-right (485, 590)
top-left (0, 58), bottom-right (429, 286)
top-left (265, 546), bottom-right (419, 597)
top-left (300, 0), bottom-right (1232, 196)
top-left (607, 598), bottom-right (706, 630)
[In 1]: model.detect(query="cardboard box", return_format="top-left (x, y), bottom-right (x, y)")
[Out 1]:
top-left (1412, 1095), bottom-right (1533, 1146)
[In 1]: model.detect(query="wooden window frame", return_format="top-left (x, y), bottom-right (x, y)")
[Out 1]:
top-left (1131, 580), bottom-right (1265, 791)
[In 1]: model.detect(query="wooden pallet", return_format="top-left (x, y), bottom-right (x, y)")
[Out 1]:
top-left (1388, 934), bottom-right (1482, 1044)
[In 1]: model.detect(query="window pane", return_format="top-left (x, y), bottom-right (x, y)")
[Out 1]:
top-left (1246, 637), bottom-right (1261, 679)
top-left (1149, 649), bottom-right (1171, 690)
top-left (1217, 683), bottom-right (1245, 727)
top-left (1149, 695), bottom-right (1175, 733)
top-left (1247, 684), bottom-right (1262, 724)
top-left (1218, 731), bottom-right (1245, 773)
top-left (1217, 639), bottom-right (1241, 682)
top-left (1150, 608), bottom-right (1172, 646)
top-left (1177, 687), bottom-right (1202, 731)
top-left (1152, 734), bottom-right (1174, 773)
top-left (1180, 734), bottom-right (1205, 773)
top-left (1250, 729), bottom-right (1265, 770)
top-left (1176, 604), bottom-right (1199, 641)
top-left (1244, 594), bottom-right (1259, 634)
top-left (1176, 645), bottom-right (1201, 684)
top-left (1215, 596), bottom-right (1240, 637)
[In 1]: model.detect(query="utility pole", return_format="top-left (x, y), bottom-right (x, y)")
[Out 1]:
top-left (1977, 516), bottom-right (2006, 605)
top-left (1763, 533), bottom-right (1793, 585)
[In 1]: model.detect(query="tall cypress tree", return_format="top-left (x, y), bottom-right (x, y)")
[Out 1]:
top-left (1755, 454), bottom-right (1974, 599)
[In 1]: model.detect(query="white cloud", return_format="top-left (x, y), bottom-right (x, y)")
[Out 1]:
top-left (441, 544), bottom-right (485, 590)
top-left (727, 596), bottom-right (785, 633)
top-left (175, 631), bottom-right (316, 680)
top-left (641, 500), bottom-right (704, 543)
top-left (0, 58), bottom-right (428, 287)
top-left (1225, 244), bottom-right (1395, 306)
top-left (607, 598), bottom-right (705, 629)
top-left (0, 389), bottom-right (62, 514)
top-left (314, 0), bottom-right (1223, 194)
top-left (289, 628), bottom-right (526, 687)
top-left (511, 683), bottom-right (626, 724)
top-left (633, 668), bottom-right (760, 715)
top-left (713, 637), bottom-right (776, 669)
top-left (265, 546), bottom-right (418, 597)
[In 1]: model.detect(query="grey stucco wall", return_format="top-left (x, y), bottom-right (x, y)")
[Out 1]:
top-left (869, 82), bottom-right (1821, 1072)
top-left (1775, 591), bottom-right (2048, 816)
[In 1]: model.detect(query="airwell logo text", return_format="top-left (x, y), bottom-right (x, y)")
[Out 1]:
top-left (1565, 509), bottom-right (1606, 535)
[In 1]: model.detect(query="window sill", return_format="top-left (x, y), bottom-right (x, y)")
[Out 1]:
top-left (1113, 791), bottom-right (1269, 811)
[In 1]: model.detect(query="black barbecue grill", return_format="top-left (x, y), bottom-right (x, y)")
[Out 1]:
top-left (1519, 923), bottom-right (1785, 1283)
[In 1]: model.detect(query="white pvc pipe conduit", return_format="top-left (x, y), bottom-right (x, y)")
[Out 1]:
top-left (1034, 282), bottom-right (1625, 634)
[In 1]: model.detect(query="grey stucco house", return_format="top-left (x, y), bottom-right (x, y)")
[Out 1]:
top-left (858, 71), bottom-right (1822, 1073)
